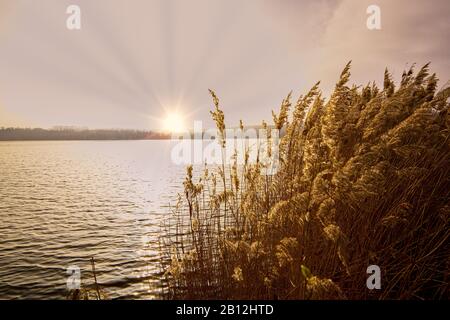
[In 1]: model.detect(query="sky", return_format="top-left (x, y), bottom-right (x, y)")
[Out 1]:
top-left (0, 0), bottom-right (449, 130)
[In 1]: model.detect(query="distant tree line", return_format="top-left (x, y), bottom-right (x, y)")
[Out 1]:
top-left (0, 127), bottom-right (171, 140)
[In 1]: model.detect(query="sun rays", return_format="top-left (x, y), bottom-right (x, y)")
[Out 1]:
top-left (162, 111), bottom-right (186, 133)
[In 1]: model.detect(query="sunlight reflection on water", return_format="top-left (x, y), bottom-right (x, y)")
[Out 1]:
top-left (0, 140), bottom-right (187, 299)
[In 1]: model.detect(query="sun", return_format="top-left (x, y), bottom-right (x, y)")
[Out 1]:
top-left (162, 112), bottom-right (186, 133)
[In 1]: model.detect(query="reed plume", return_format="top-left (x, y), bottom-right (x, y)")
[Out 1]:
top-left (160, 63), bottom-right (449, 300)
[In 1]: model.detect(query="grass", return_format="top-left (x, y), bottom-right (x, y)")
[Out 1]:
top-left (159, 62), bottom-right (449, 300)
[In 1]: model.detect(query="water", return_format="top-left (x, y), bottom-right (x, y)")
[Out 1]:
top-left (0, 140), bottom-right (187, 299)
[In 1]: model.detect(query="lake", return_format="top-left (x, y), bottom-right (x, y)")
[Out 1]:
top-left (0, 140), bottom-right (188, 299)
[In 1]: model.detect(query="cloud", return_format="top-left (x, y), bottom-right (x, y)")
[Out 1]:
top-left (317, 0), bottom-right (450, 89)
top-left (0, 0), bottom-right (448, 129)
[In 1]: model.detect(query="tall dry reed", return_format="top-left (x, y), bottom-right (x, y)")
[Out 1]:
top-left (160, 63), bottom-right (449, 300)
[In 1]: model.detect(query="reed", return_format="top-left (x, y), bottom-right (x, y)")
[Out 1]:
top-left (160, 63), bottom-right (449, 300)
top-left (67, 257), bottom-right (107, 300)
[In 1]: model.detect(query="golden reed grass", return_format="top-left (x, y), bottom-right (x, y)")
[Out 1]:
top-left (159, 63), bottom-right (449, 300)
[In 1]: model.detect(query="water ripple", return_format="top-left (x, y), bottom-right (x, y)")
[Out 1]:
top-left (0, 141), bottom-right (186, 299)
